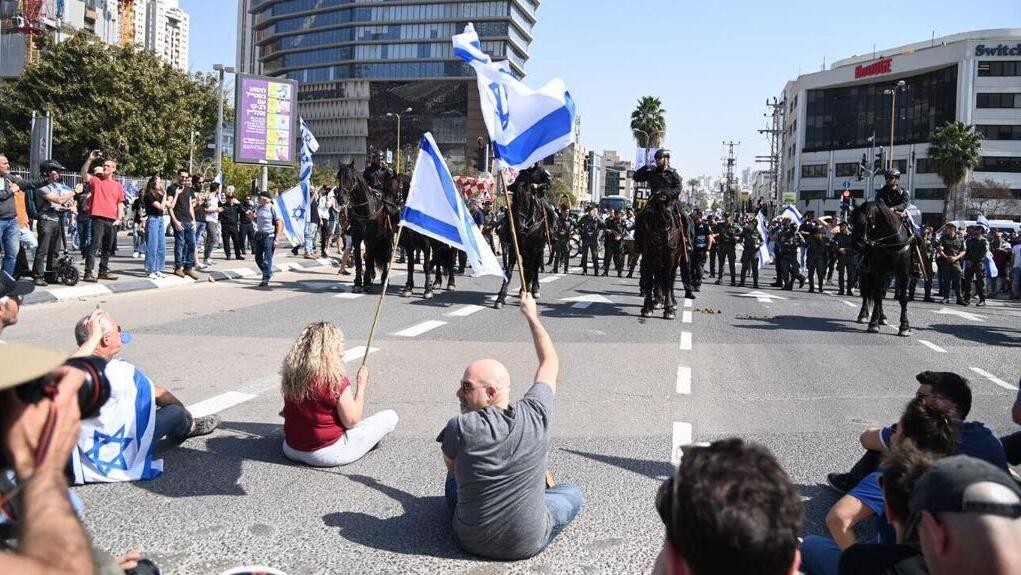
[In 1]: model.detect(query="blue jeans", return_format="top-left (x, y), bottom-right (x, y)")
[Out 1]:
top-left (1012, 268), bottom-right (1021, 299)
top-left (800, 535), bottom-right (842, 575)
top-left (444, 473), bottom-right (583, 548)
top-left (153, 404), bottom-right (192, 442)
top-left (0, 219), bottom-right (19, 276)
top-left (77, 216), bottom-right (92, 257)
top-left (132, 222), bottom-right (146, 254)
top-left (303, 221), bottom-right (319, 255)
top-left (145, 216), bottom-right (166, 273)
top-left (254, 233), bottom-right (275, 281)
top-left (174, 222), bottom-right (196, 270)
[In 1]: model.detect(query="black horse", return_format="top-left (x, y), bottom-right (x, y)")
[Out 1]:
top-left (850, 201), bottom-right (913, 336)
top-left (494, 180), bottom-right (546, 309)
top-left (389, 174), bottom-right (457, 299)
top-left (637, 200), bottom-right (688, 320)
top-left (336, 162), bottom-right (395, 293)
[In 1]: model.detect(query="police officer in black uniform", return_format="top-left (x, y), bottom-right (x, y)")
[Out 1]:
top-left (706, 214), bottom-right (719, 278)
top-left (714, 214), bottom-right (740, 286)
top-left (602, 209), bottom-right (627, 277)
top-left (908, 226), bottom-right (936, 302)
top-left (577, 205), bottom-right (603, 275)
top-left (833, 221), bottom-right (857, 296)
top-left (738, 219), bottom-right (763, 288)
top-left (363, 150), bottom-right (395, 191)
top-left (936, 222), bottom-right (965, 305)
top-left (875, 169), bottom-right (909, 214)
top-left (690, 210), bottom-right (713, 291)
top-left (551, 204), bottom-right (574, 274)
top-left (777, 220), bottom-right (805, 290)
top-left (961, 225), bottom-right (989, 306)
top-left (804, 219), bottom-right (828, 293)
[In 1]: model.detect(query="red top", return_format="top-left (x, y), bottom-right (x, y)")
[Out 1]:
top-left (283, 376), bottom-right (350, 452)
top-left (87, 176), bottom-right (125, 220)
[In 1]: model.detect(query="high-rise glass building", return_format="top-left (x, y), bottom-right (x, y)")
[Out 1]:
top-left (237, 0), bottom-right (540, 168)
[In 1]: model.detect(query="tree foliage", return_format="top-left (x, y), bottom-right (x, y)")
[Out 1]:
top-left (630, 96), bottom-right (666, 148)
top-left (0, 33), bottom-right (220, 176)
top-left (550, 177), bottom-right (577, 208)
top-left (927, 121), bottom-right (982, 220)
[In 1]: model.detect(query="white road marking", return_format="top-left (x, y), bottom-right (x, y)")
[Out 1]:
top-left (842, 300), bottom-right (857, 308)
top-left (186, 391), bottom-right (258, 419)
top-left (539, 275), bottom-right (563, 284)
top-left (969, 367), bottom-right (1019, 391)
top-left (334, 292), bottom-right (364, 299)
top-left (918, 340), bottom-right (947, 353)
top-left (149, 275), bottom-right (195, 288)
top-left (737, 290), bottom-right (787, 303)
top-left (683, 299), bottom-right (692, 308)
top-left (447, 304), bottom-right (485, 317)
top-left (679, 331), bottom-right (692, 351)
top-left (50, 284), bottom-right (113, 300)
top-left (681, 310), bottom-right (693, 323)
top-left (394, 320), bottom-right (447, 337)
top-left (676, 366), bottom-right (692, 394)
top-left (228, 267), bottom-right (259, 278)
top-left (671, 422), bottom-right (693, 466)
top-left (342, 346), bottom-right (378, 364)
top-left (933, 307), bottom-right (986, 322)
top-left (569, 267), bottom-right (581, 273)
top-left (561, 294), bottom-right (613, 309)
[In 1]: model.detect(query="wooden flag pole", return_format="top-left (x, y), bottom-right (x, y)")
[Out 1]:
top-left (361, 224), bottom-right (405, 368)
top-left (497, 170), bottom-right (527, 291)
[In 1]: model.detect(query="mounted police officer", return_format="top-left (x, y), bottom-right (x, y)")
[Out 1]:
top-left (714, 213), bottom-right (740, 286)
top-left (511, 162), bottom-right (558, 245)
top-left (962, 224), bottom-right (989, 306)
top-left (738, 218), bottom-right (763, 289)
top-left (690, 210), bottom-right (713, 291)
top-left (633, 149), bottom-right (695, 301)
top-left (875, 169), bottom-right (909, 215)
top-left (363, 150), bottom-right (395, 192)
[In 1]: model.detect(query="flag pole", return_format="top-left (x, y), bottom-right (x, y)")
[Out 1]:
top-left (360, 224), bottom-right (404, 368)
top-left (497, 169), bottom-right (527, 291)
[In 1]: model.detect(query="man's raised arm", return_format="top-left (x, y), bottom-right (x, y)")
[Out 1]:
top-left (519, 291), bottom-right (558, 392)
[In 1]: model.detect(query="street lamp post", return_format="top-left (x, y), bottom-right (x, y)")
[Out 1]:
top-left (188, 130), bottom-right (200, 174)
top-left (386, 107), bottom-right (413, 174)
top-left (212, 63), bottom-right (236, 181)
top-left (883, 80), bottom-right (907, 171)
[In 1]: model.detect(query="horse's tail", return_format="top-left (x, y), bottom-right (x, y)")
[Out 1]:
top-left (375, 230), bottom-right (393, 273)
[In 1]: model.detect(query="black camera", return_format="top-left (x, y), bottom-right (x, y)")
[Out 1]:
top-left (15, 356), bottom-right (111, 420)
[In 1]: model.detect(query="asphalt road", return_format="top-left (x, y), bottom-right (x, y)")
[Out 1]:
top-left (8, 253), bottom-right (1021, 575)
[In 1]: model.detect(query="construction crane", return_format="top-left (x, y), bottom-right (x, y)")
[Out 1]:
top-left (15, 0), bottom-right (47, 65)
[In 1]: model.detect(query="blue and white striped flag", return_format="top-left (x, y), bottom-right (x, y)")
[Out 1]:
top-left (275, 184), bottom-right (305, 246)
top-left (781, 204), bottom-right (803, 225)
top-left (453, 24), bottom-right (576, 169)
top-left (975, 214), bottom-right (999, 278)
top-left (298, 117), bottom-right (319, 204)
top-left (71, 360), bottom-right (163, 484)
top-left (401, 133), bottom-right (503, 277)
top-left (756, 211), bottom-right (773, 268)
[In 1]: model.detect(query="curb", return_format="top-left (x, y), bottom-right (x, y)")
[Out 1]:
top-left (20, 258), bottom-right (338, 307)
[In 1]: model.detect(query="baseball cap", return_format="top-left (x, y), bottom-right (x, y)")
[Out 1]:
top-left (0, 340), bottom-right (68, 391)
top-left (0, 271), bottom-right (35, 300)
top-left (906, 455), bottom-right (1021, 535)
top-left (257, 190), bottom-right (273, 199)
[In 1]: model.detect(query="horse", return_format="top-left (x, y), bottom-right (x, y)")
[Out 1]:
top-left (494, 180), bottom-right (547, 309)
top-left (336, 162), bottom-right (394, 293)
top-left (388, 174), bottom-right (457, 299)
top-left (638, 197), bottom-right (688, 320)
top-left (849, 201), bottom-right (914, 336)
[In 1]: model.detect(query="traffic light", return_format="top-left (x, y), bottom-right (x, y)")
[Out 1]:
top-left (475, 142), bottom-right (486, 172)
top-left (857, 153), bottom-right (866, 181)
top-left (874, 148), bottom-right (884, 172)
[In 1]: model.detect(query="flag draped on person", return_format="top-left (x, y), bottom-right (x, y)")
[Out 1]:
top-left (452, 23), bottom-right (576, 170)
top-left (756, 211), bottom-right (772, 269)
top-left (70, 360), bottom-right (163, 484)
top-left (401, 133), bottom-right (504, 277)
top-left (975, 214), bottom-right (999, 278)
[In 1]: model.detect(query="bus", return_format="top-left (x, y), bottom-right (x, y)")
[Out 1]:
top-left (598, 195), bottom-right (632, 212)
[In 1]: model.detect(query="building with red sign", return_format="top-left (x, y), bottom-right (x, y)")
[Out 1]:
top-left (778, 29), bottom-right (1021, 223)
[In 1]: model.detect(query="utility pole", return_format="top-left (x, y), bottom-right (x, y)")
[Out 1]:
top-left (722, 141), bottom-right (740, 212)
top-left (756, 97), bottom-right (784, 216)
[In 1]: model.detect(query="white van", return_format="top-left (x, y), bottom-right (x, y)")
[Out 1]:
top-left (948, 220), bottom-right (1020, 235)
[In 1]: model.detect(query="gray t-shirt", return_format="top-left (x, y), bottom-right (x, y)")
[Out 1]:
top-left (438, 381), bottom-right (554, 560)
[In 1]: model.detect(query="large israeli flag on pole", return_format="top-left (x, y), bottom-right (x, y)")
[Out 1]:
top-left (401, 133), bottom-right (504, 277)
top-left (756, 211), bottom-right (773, 268)
top-left (780, 204), bottom-right (804, 225)
top-left (276, 185), bottom-right (305, 246)
top-left (453, 24), bottom-right (576, 169)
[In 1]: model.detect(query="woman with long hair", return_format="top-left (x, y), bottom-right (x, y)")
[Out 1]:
top-left (142, 175), bottom-right (168, 278)
top-left (280, 322), bottom-right (398, 466)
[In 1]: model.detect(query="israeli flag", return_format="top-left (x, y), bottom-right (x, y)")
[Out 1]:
top-left (756, 211), bottom-right (773, 268)
top-left (976, 214), bottom-right (991, 233)
top-left (781, 204), bottom-right (804, 225)
top-left (71, 359), bottom-right (163, 484)
top-left (974, 215), bottom-right (999, 278)
top-left (275, 185), bottom-right (305, 246)
top-left (401, 133), bottom-right (503, 277)
top-left (453, 24), bottom-right (576, 169)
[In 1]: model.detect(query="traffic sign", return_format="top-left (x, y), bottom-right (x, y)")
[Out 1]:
top-left (843, 180), bottom-right (851, 189)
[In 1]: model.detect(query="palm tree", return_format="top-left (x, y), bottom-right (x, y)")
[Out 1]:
top-left (630, 96), bottom-right (666, 148)
top-left (928, 121), bottom-right (982, 221)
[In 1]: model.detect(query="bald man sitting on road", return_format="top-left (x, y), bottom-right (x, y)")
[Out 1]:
top-left (437, 291), bottom-right (582, 560)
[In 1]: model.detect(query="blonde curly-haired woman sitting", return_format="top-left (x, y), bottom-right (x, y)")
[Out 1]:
top-left (280, 322), bottom-right (398, 466)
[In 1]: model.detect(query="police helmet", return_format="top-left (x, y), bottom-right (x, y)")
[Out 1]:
top-left (885, 169), bottom-right (901, 179)
top-left (654, 149), bottom-right (671, 160)
top-left (39, 159), bottom-right (66, 175)
top-left (373, 150), bottom-right (384, 159)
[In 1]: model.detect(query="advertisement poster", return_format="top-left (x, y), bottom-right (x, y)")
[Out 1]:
top-left (234, 74), bottom-right (298, 166)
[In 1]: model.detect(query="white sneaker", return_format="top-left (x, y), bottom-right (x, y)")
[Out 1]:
top-left (132, 252), bottom-right (140, 259)
top-left (147, 272), bottom-right (159, 279)
top-left (156, 271), bottom-right (166, 278)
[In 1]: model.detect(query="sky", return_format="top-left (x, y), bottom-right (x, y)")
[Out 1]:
top-left (184, 0), bottom-right (1019, 180)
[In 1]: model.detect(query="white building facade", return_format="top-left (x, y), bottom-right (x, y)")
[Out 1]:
top-left (779, 29), bottom-right (1021, 224)
top-left (140, 0), bottom-right (189, 72)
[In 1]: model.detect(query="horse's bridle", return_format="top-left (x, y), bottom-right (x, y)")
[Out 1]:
top-left (862, 209), bottom-right (912, 253)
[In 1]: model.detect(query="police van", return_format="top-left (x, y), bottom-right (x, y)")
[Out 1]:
top-left (599, 195), bottom-right (632, 213)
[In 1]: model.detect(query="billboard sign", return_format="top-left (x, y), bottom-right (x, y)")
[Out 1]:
top-left (234, 74), bottom-right (299, 166)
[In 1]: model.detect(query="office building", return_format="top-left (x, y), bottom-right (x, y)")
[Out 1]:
top-left (238, 0), bottom-right (541, 168)
top-left (138, 0), bottom-right (190, 72)
top-left (779, 29), bottom-right (1021, 223)
top-left (602, 150), bottom-right (634, 200)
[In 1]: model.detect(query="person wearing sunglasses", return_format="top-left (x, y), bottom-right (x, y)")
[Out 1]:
top-left (652, 438), bottom-right (803, 575)
top-left (437, 291), bottom-right (580, 560)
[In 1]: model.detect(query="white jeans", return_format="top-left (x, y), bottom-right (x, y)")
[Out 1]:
top-left (282, 409), bottom-right (398, 467)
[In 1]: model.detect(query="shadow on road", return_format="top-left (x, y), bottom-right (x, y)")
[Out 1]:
top-left (798, 483), bottom-right (841, 536)
top-left (734, 315), bottom-right (866, 334)
top-left (323, 474), bottom-right (464, 558)
top-left (560, 448), bottom-right (672, 480)
top-left (927, 323), bottom-right (1021, 348)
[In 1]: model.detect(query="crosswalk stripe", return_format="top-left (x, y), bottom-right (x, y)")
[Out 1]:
top-left (447, 304), bottom-right (485, 317)
top-left (969, 367), bottom-right (1018, 391)
top-left (394, 320), bottom-right (447, 337)
top-left (186, 391), bottom-right (258, 419)
top-left (539, 275), bottom-right (563, 284)
top-left (918, 340), bottom-right (947, 353)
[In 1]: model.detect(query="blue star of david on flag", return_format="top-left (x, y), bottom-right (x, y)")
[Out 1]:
top-left (84, 425), bottom-right (133, 476)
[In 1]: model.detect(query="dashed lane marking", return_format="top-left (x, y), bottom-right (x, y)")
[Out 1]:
top-left (539, 275), bottom-right (564, 284)
top-left (679, 331), bottom-right (692, 351)
top-left (671, 422), bottom-right (693, 466)
top-left (676, 366), bottom-right (692, 394)
top-left (394, 320), bottom-right (448, 337)
top-left (683, 299), bottom-right (692, 308)
top-left (186, 391), bottom-right (258, 419)
top-left (447, 304), bottom-right (485, 317)
top-left (681, 310), bottom-right (693, 323)
top-left (334, 292), bottom-right (365, 299)
top-left (969, 367), bottom-right (1018, 391)
top-left (842, 300), bottom-right (857, 308)
top-left (918, 340), bottom-right (947, 353)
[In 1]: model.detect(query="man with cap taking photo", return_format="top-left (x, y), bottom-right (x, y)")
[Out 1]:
top-left (910, 455), bottom-right (1021, 575)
